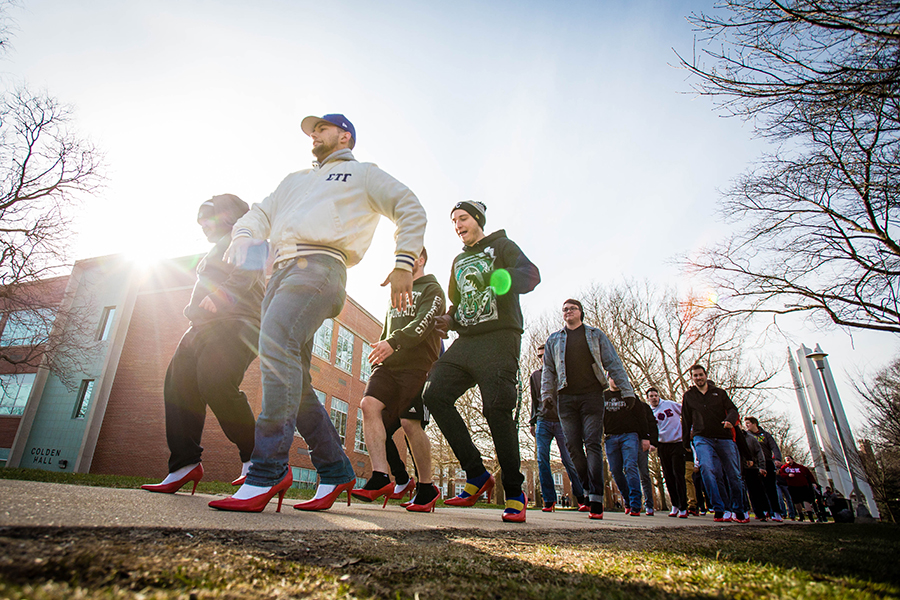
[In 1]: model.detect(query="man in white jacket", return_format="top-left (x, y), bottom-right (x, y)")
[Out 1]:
top-left (210, 114), bottom-right (427, 513)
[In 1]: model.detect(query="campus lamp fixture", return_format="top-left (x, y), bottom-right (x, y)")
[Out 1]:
top-left (805, 351), bottom-right (870, 518)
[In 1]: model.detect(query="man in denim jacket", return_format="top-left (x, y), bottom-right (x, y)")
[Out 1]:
top-left (541, 299), bottom-right (636, 519)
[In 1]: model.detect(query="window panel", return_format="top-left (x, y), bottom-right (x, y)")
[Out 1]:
top-left (354, 408), bottom-right (367, 454)
top-left (359, 346), bottom-right (373, 382)
top-left (330, 397), bottom-right (349, 444)
top-left (0, 309), bottom-right (55, 347)
top-left (97, 306), bottom-right (116, 341)
top-left (335, 326), bottom-right (354, 373)
top-left (72, 380), bottom-right (95, 419)
top-left (312, 319), bottom-right (333, 360)
top-left (0, 373), bottom-right (35, 416)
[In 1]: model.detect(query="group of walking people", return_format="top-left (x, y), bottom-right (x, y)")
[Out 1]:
top-left (142, 112), bottom-right (540, 521)
top-left (141, 111), bottom-right (828, 526)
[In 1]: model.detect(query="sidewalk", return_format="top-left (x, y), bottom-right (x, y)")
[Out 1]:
top-left (0, 480), bottom-right (736, 532)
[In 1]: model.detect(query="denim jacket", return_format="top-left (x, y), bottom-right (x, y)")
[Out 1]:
top-left (541, 325), bottom-right (635, 402)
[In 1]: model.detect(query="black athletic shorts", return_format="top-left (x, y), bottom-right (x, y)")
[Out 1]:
top-left (364, 366), bottom-right (429, 423)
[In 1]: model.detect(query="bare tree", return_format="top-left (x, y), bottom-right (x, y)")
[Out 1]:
top-left (852, 356), bottom-right (900, 519)
top-left (580, 280), bottom-right (780, 416)
top-left (0, 4), bottom-right (104, 389)
top-left (678, 1), bottom-right (900, 334)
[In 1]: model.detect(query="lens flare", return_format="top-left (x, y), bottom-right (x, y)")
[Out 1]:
top-left (490, 269), bottom-right (512, 295)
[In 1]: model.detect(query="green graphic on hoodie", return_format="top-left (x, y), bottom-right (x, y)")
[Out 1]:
top-left (454, 247), bottom-right (498, 327)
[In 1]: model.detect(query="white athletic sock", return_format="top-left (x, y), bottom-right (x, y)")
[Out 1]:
top-left (312, 484), bottom-right (337, 500)
top-left (394, 481), bottom-right (411, 494)
top-left (160, 463), bottom-right (200, 485)
top-left (240, 461), bottom-right (251, 478)
top-left (231, 483), bottom-right (270, 500)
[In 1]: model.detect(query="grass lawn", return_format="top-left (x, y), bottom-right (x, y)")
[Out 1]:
top-left (0, 470), bottom-right (897, 599)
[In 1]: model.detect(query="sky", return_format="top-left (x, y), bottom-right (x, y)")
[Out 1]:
top-left (3, 0), bottom-right (897, 435)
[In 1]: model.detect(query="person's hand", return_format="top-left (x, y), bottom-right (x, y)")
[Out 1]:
top-left (722, 420), bottom-right (734, 429)
top-left (225, 237), bottom-right (258, 267)
top-left (381, 269), bottom-right (413, 311)
top-left (199, 296), bottom-right (217, 313)
top-left (608, 377), bottom-right (619, 391)
top-left (747, 460), bottom-right (754, 467)
top-left (759, 468), bottom-right (767, 476)
top-left (435, 315), bottom-right (453, 339)
top-left (641, 439), bottom-right (650, 452)
top-left (529, 425), bottom-right (535, 437)
top-left (368, 340), bottom-right (394, 365)
top-left (774, 460), bottom-right (783, 468)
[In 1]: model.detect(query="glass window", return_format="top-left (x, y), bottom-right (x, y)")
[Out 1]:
top-left (0, 309), bottom-right (55, 347)
top-left (335, 326), bottom-right (354, 373)
top-left (455, 483), bottom-right (465, 497)
top-left (0, 373), bottom-right (36, 416)
top-left (356, 476), bottom-right (367, 488)
top-left (314, 388), bottom-right (326, 405)
top-left (292, 466), bottom-right (318, 490)
top-left (359, 346), bottom-right (373, 382)
top-left (312, 318), bottom-right (333, 360)
top-left (553, 472), bottom-right (563, 486)
top-left (354, 408), bottom-right (367, 454)
top-left (97, 306), bottom-right (116, 341)
top-left (72, 380), bottom-right (95, 419)
top-left (330, 397), bottom-right (349, 444)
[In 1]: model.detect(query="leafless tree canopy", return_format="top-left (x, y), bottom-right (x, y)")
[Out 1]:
top-left (852, 355), bottom-right (900, 519)
top-left (0, 5), bottom-right (104, 387)
top-left (679, 1), bottom-right (900, 334)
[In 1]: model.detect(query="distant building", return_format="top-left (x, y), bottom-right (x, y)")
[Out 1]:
top-left (1, 253), bottom-right (384, 488)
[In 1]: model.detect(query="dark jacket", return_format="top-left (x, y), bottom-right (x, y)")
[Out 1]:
top-left (740, 430), bottom-right (766, 468)
top-left (184, 233), bottom-right (265, 327)
top-left (750, 427), bottom-right (783, 462)
top-left (448, 229), bottom-right (540, 336)
top-left (640, 401), bottom-right (659, 447)
top-left (530, 368), bottom-right (558, 424)
top-left (381, 274), bottom-right (445, 372)
top-left (681, 380), bottom-right (740, 449)
top-left (604, 389), bottom-right (649, 438)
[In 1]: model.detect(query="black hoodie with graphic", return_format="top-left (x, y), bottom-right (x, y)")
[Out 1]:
top-left (381, 274), bottom-right (445, 372)
top-left (447, 229), bottom-right (540, 336)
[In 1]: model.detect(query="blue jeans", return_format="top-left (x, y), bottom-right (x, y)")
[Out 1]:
top-left (605, 432), bottom-right (642, 512)
top-left (638, 448), bottom-right (654, 511)
top-left (693, 436), bottom-right (743, 514)
top-left (557, 392), bottom-right (605, 503)
top-left (246, 255), bottom-right (355, 487)
top-left (536, 419), bottom-right (585, 504)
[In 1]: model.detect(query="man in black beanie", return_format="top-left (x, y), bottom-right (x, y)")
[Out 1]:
top-left (423, 200), bottom-right (540, 522)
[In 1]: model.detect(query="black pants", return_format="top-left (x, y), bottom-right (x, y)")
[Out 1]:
top-left (558, 391), bottom-right (605, 503)
top-left (762, 459), bottom-right (781, 515)
top-left (423, 329), bottom-right (523, 497)
top-left (657, 442), bottom-right (687, 511)
top-left (743, 467), bottom-right (771, 518)
top-left (164, 320), bottom-right (259, 472)
top-left (692, 467), bottom-right (708, 512)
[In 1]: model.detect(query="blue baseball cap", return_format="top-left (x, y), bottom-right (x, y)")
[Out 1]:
top-left (301, 114), bottom-right (356, 148)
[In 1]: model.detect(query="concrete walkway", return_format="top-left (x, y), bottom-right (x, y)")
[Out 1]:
top-left (0, 480), bottom-right (782, 532)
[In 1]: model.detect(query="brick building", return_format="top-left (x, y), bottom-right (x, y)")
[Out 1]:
top-left (2, 253), bottom-right (386, 488)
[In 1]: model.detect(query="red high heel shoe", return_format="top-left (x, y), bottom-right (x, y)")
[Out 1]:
top-left (141, 464), bottom-right (204, 495)
top-left (293, 480), bottom-right (354, 511)
top-left (502, 493), bottom-right (527, 523)
top-left (232, 475), bottom-right (246, 486)
top-left (351, 482), bottom-right (394, 503)
top-left (405, 484), bottom-right (441, 513)
top-left (382, 479), bottom-right (416, 508)
top-left (541, 501), bottom-right (556, 513)
top-left (444, 474), bottom-right (494, 507)
top-left (208, 471), bottom-right (293, 513)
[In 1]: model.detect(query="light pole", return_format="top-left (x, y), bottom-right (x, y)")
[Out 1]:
top-left (805, 351), bottom-right (870, 518)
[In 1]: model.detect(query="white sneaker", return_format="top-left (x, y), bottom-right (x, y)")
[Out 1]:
top-left (669, 506), bottom-right (679, 517)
